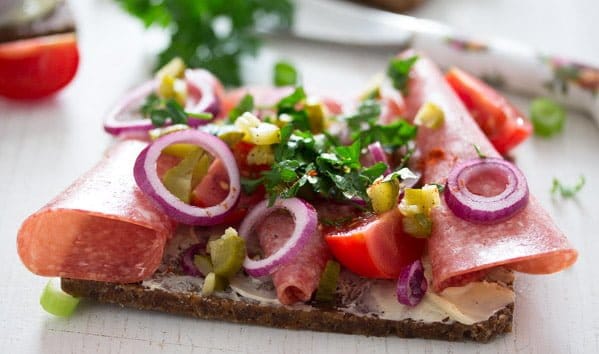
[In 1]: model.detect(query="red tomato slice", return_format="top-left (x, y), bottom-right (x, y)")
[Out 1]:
top-left (0, 33), bottom-right (79, 99)
top-left (445, 68), bottom-right (532, 155)
top-left (324, 208), bottom-right (425, 279)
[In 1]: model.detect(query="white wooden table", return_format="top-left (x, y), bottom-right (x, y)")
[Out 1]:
top-left (1, 1), bottom-right (598, 353)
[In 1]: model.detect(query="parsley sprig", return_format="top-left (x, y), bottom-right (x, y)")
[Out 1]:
top-left (115, 0), bottom-right (294, 86)
top-left (387, 56), bottom-right (418, 93)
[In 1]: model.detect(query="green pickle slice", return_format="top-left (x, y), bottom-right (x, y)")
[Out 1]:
top-left (367, 179), bottom-right (400, 214)
top-left (193, 254), bottom-right (214, 276)
top-left (162, 147), bottom-right (203, 203)
top-left (202, 272), bottom-right (228, 295)
top-left (315, 260), bottom-right (341, 303)
top-left (208, 229), bottom-right (246, 279)
top-left (403, 213), bottom-right (432, 238)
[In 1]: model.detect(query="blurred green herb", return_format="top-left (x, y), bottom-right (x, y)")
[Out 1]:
top-left (273, 61), bottom-right (299, 86)
top-left (140, 93), bottom-right (212, 126)
top-left (115, 0), bottom-right (294, 86)
top-left (551, 176), bottom-right (585, 198)
top-left (387, 56), bottom-right (418, 93)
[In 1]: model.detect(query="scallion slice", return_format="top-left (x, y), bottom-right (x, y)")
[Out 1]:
top-left (40, 278), bottom-right (80, 317)
top-left (530, 98), bottom-right (565, 137)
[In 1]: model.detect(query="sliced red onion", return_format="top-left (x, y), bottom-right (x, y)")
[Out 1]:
top-left (238, 198), bottom-right (318, 277)
top-left (396, 259), bottom-right (427, 307)
top-left (367, 142), bottom-right (391, 174)
top-left (180, 243), bottom-right (207, 276)
top-left (444, 157), bottom-right (529, 224)
top-left (134, 130), bottom-right (240, 225)
top-left (103, 69), bottom-right (220, 137)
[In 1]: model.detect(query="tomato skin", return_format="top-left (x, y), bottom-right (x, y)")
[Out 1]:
top-left (324, 208), bottom-right (425, 279)
top-left (445, 68), bottom-right (532, 154)
top-left (0, 33), bottom-right (79, 99)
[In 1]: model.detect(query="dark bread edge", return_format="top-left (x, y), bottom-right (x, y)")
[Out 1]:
top-left (61, 278), bottom-right (513, 343)
top-left (353, 0), bottom-right (425, 13)
top-left (0, 1), bottom-right (75, 43)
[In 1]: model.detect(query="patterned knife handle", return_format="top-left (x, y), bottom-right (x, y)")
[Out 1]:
top-left (411, 29), bottom-right (599, 124)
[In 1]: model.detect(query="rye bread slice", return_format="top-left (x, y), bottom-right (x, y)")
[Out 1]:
top-left (0, 0), bottom-right (75, 43)
top-left (61, 277), bottom-right (513, 343)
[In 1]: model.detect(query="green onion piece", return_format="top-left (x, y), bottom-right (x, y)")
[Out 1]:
top-left (315, 260), bottom-right (341, 303)
top-left (367, 180), bottom-right (400, 214)
top-left (402, 213), bottom-right (432, 238)
top-left (209, 228), bottom-right (246, 278)
top-left (40, 279), bottom-right (80, 317)
top-left (202, 272), bottom-right (228, 295)
top-left (273, 61), bottom-right (298, 87)
top-left (530, 98), bottom-right (566, 137)
top-left (194, 254), bottom-right (214, 276)
top-left (162, 147), bottom-right (204, 203)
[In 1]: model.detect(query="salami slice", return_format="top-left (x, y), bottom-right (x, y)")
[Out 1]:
top-left (400, 51), bottom-right (578, 290)
top-left (255, 210), bottom-right (330, 305)
top-left (17, 140), bottom-right (174, 283)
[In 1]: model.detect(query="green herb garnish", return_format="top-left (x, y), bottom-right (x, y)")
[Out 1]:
top-left (551, 176), bottom-right (585, 198)
top-left (345, 100), bottom-right (417, 149)
top-left (228, 94), bottom-right (254, 123)
top-left (387, 56), bottom-right (418, 93)
top-left (115, 0), bottom-right (294, 86)
top-left (140, 93), bottom-right (212, 127)
top-left (273, 61), bottom-right (299, 87)
top-left (530, 97), bottom-right (566, 137)
top-left (252, 87), bottom-right (417, 206)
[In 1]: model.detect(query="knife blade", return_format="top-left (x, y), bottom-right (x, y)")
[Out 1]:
top-left (273, 0), bottom-right (599, 125)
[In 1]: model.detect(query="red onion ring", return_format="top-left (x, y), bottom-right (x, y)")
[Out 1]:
top-left (444, 157), bottom-right (529, 224)
top-left (396, 259), bottom-right (427, 307)
top-left (238, 198), bottom-right (318, 277)
top-left (103, 69), bottom-right (221, 138)
top-left (133, 130), bottom-right (240, 225)
top-left (367, 142), bottom-right (391, 174)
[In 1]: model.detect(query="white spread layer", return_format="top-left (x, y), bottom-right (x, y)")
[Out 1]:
top-left (144, 227), bottom-right (515, 325)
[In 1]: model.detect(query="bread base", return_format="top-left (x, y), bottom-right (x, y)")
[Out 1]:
top-left (62, 278), bottom-right (513, 343)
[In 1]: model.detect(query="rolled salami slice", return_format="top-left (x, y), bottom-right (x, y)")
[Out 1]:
top-left (255, 210), bottom-right (330, 305)
top-left (17, 140), bottom-right (174, 283)
top-left (400, 51), bottom-right (578, 290)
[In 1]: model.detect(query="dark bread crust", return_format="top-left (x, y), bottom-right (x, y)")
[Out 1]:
top-left (0, 0), bottom-right (75, 43)
top-left (61, 278), bottom-right (513, 343)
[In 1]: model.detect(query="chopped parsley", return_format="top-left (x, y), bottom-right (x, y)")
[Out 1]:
top-left (551, 176), bottom-right (585, 198)
top-left (140, 93), bottom-right (212, 127)
top-left (387, 56), bottom-right (418, 93)
top-left (228, 94), bottom-right (254, 123)
top-left (273, 61), bottom-right (299, 87)
top-left (249, 87), bottom-right (417, 206)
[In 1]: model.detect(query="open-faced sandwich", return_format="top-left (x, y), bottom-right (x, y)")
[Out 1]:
top-left (17, 50), bottom-right (578, 342)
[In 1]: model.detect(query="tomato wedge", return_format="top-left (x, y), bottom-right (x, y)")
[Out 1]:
top-left (324, 207), bottom-right (425, 279)
top-left (445, 68), bottom-right (532, 155)
top-left (0, 33), bottom-right (79, 99)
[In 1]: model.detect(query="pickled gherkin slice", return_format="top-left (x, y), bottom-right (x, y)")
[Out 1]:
top-left (202, 272), bottom-right (228, 295)
top-left (403, 213), bottom-right (432, 238)
top-left (162, 147), bottom-right (204, 203)
top-left (208, 228), bottom-right (246, 278)
top-left (367, 179), bottom-right (400, 214)
top-left (193, 254), bottom-right (214, 276)
top-left (315, 260), bottom-right (341, 303)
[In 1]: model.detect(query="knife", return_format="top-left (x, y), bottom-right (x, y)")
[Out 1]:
top-left (268, 0), bottom-right (599, 125)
